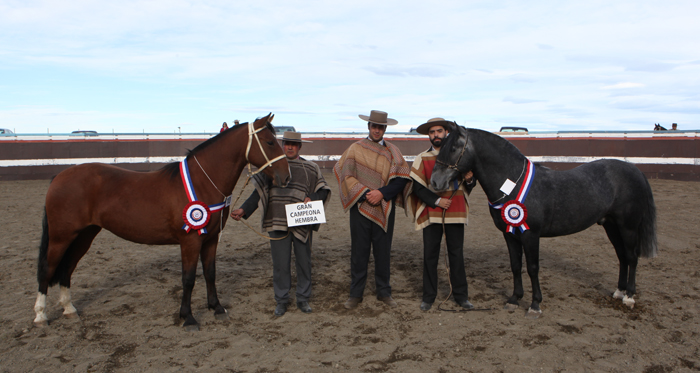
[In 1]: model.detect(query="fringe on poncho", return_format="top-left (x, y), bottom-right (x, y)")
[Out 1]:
top-left (252, 158), bottom-right (331, 243)
top-left (333, 138), bottom-right (411, 232)
top-left (407, 148), bottom-right (470, 231)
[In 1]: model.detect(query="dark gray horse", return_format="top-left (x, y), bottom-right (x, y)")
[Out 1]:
top-left (431, 125), bottom-right (657, 318)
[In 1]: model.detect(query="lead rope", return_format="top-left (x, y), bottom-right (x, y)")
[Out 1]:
top-left (229, 121), bottom-right (289, 241)
top-left (437, 177), bottom-right (491, 313)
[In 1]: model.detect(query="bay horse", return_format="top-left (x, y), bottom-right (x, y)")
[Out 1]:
top-left (430, 125), bottom-right (657, 318)
top-left (35, 114), bottom-right (290, 330)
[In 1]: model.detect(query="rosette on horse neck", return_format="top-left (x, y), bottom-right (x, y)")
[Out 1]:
top-left (430, 126), bottom-right (657, 319)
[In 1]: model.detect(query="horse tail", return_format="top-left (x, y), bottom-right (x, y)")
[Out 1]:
top-left (37, 207), bottom-right (50, 288)
top-left (38, 176), bottom-right (75, 288)
top-left (637, 177), bottom-right (658, 258)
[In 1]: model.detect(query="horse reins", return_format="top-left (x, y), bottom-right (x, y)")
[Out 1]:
top-left (435, 177), bottom-right (491, 313)
top-left (230, 120), bottom-right (290, 241)
top-left (435, 124), bottom-right (468, 172)
top-left (192, 120), bottom-right (289, 241)
top-left (431, 127), bottom-right (491, 312)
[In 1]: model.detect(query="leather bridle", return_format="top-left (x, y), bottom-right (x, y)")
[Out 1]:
top-left (435, 125), bottom-right (469, 173)
top-left (245, 120), bottom-right (286, 176)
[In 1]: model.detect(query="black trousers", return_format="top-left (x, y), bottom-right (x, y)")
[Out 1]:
top-left (269, 231), bottom-right (312, 304)
top-left (349, 203), bottom-right (396, 299)
top-left (422, 223), bottom-right (469, 304)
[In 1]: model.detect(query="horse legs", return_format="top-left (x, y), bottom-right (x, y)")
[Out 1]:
top-left (521, 233), bottom-right (543, 319)
top-left (200, 238), bottom-right (228, 320)
top-left (35, 212), bottom-right (78, 326)
top-left (179, 242), bottom-right (201, 331)
top-left (35, 225), bottom-right (102, 326)
top-left (603, 221), bottom-right (638, 308)
top-left (58, 225), bottom-right (102, 318)
top-left (503, 233), bottom-right (524, 310)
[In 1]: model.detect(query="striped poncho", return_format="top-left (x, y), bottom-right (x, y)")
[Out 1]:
top-left (252, 158), bottom-right (331, 243)
top-left (333, 138), bottom-right (411, 232)
top-left (408, 148), bottom-right (470, 230)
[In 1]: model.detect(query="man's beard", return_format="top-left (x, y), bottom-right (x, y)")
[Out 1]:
top-left (430, 137), bottom-right (444, 148)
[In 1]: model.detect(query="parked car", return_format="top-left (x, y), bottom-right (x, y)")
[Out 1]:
top-left (0, 128), bottom-right (14, 134)
top-left (274, 126), bottom-right (296, 134)
top-left (498, 126), bottom-right (528, 134)
top-left (70, 130), bottom-right (99, 136)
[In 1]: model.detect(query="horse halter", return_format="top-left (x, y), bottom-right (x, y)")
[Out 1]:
top-left (435, 126), bottom-right (469, 173)
top-left (245, 120), bottom-right (286, 176)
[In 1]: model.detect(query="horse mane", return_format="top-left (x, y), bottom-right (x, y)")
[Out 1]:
top-left (160, 162), bottom-right (181, 180)
top-left (186, 121), bottom-right (249, 157)
top-left (159, 116), bottom-right (276, 180)
top-left (440, 126), bottom-right (526, 164)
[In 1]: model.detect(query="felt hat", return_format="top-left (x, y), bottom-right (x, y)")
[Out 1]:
top-left (281, 131), bottom-right (312, 143)
top-left (358, 110), bottom-right (398, 126)
top-left (415, 117), bottom-right (455, 135)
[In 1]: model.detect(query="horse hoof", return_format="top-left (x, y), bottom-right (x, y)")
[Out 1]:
top-left (215, 310), bottom-right (229, 321)
top-left (504, 303), bottom-right (518, 312)
top-left (622, 295), bottom-right (635, 309)
top-left (63, 311), bottom-right (80, 319)
top-left (33, 319), bottom-right (48, 328)
top-left (612, 289), bottom-right (625, 300)
top-left (525, 308), bottom-right (542, 319)
top-left (183, 323), bottom-right (200, 332)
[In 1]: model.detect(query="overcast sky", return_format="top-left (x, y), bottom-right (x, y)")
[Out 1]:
top-left (1, 0), bottom-right (698, 134)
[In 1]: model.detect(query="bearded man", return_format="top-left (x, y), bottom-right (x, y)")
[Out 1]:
top-left (408, 118), bottom-right (476, 311)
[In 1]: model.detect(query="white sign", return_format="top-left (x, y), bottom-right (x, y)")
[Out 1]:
top-left (285, 200), bottom-right (327, 227)
top-left (500, 179), bottom-right (516, 195)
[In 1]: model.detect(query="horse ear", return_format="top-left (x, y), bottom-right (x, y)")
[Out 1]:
top-left (269, 114), bottom-right (274, 123)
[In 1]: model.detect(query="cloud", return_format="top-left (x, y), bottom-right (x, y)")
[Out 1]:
top-left (625, 62), bottom-right (678, 72)
top-left (601, 82), bottom-right (645, 90)
top-left (363, 64), bottom-right (450, 78)
top-left (503, 96), bottom-right (546, 104)
top-left (2, 1), bottom-right (700, 133)
top-left (509, 74), bottom-right (536, 83)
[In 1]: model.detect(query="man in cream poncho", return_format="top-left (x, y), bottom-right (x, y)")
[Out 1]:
top-left (231, 131), bottom-right (331, 317)
top-left (334, 110), bottom-right (412, 309)
top-left (408, 118), bottom-right (476, 311)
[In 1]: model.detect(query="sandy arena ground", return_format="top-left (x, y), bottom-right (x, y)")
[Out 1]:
top-left (0, 173), bottom-right (699, 372)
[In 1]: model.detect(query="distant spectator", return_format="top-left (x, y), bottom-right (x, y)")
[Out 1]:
top-left (671, 123), bottom-right (678, 130)
top-left (234, 119), bottom-right (240, 126)
top-left (220, 122), bottom-right (229, 133)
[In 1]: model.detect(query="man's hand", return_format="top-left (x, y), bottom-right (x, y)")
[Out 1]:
top-left (464, 171), bottom-right (474, 183)
top-left (230, 208), bottom-right (244, 221)
top-left (303, 197), bottom-right (311, 203)
top-left (437, 198), bottom-right (452, 210)
top-left (365, 190), bottom-right (384, 205)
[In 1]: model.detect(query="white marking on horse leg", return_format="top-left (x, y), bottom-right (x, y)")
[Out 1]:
top-left (613, 289), bottom-right (625, 299)
top-left (526, 307), bottom-right (543, 319)
top-left (622, 295), bottom-right (635, 309)
top-left (34, 293), bottom-right (48, 326)
top-left (59, 286), bottom-right (78, 318)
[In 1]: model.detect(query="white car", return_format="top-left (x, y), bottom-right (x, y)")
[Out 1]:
top-left (0, 128), bottom-right (14, 134)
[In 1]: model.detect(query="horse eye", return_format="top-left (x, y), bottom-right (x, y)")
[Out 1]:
top-left (267, 140), bottom-right (274, 146)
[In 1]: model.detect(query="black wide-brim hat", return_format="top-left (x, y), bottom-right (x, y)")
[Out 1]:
top-left (415, 117), bottom-right (455, 135)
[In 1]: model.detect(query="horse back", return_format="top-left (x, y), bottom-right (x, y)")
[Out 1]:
top-left (46, 163), bottom-right (184, 244)
top-left (530, 159), bottom-right (652, 237)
